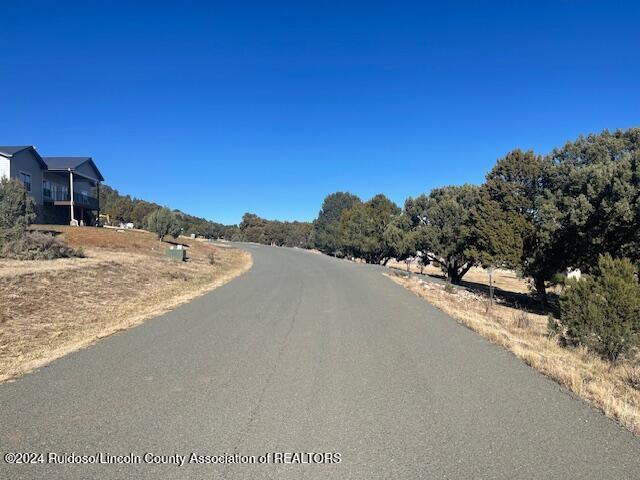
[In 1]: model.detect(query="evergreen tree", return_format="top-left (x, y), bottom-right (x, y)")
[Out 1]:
top-left (145, 208), bottom-right (182, 242)
top-left (405, 184), bottom-right (480, 284)
top-left (0, 177), bottom-right (36, 243)
top-left (557, 254), bottom-right (640, 361)
top-left (313, 192), bottom-right (361, 255)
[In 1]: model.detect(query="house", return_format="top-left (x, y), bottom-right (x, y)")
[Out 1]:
top-left (0, 146), bottom-right (104, 225)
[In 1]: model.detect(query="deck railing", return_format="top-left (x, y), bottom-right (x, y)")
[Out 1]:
top-left (43, 190), bottom-right (99, 209)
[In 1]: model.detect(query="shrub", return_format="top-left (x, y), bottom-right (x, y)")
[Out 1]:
top-left (1, 231), bottom-right (84, 260)
top-left (556, 254), bottom-right (640, 361)
top-left (145, 208), bottom-right (182, 242)
top-left (0, 177), bottom-right (36, 242)
top-left (444, 282), bottom-right (456, 294)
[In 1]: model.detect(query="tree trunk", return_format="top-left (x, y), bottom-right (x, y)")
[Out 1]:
top-left (447, 261), bottom-right (473, 285)
top-left (448, 265), bottom-right (463, 285)
top-left (534, 276), bottom-right (547, 305)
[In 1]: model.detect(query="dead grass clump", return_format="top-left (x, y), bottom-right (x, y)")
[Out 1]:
top-left (386, 272), bottom-right (640, 436)
top-left (443, 282), bottom-right (456, 294)
top-left (622, 366), bottom-right (640, 391)
top-left (1, 231), bottom-right (84, 260)
top-left (165, 270), bottom-right (190, 281)
top-left (514, 308), bottom-right (531, 329)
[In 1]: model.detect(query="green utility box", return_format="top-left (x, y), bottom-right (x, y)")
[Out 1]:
top-left (165, 248), bottom-right (187, 262)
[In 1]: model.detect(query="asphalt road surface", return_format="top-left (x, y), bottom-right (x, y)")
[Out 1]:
top-left (1, 244), bottom-right (639, 479)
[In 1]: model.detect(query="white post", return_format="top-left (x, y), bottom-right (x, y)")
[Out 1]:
top-left (69, 168), bottom-right (76, 225)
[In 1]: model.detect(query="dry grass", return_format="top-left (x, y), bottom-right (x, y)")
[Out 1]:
top-left (0, 226), bottom-right (252, 382)
top-left (386, 259), bottom-right (532, 294)
top-left (386, 272), bottom-right (640, 436)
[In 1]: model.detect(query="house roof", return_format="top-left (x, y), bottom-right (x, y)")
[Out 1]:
top-left (43, 156), bottom-right (105, 181)
top-left (0, 146), bottom-right (31, 156)
top-left (0, 145), bottom-right (48, 168)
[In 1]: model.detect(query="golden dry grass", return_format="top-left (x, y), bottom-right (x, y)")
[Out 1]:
top-left (386, 272), bottom-right (640, 436)
top-left (386, 259), bottom-right (531, 293)
top-left (0, 226), bottom-right (252, 382)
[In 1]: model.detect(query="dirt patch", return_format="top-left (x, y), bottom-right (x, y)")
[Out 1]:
top-left (0, 226), bottom-right (252, 382)
top-left (386, 272), bottom-right (640, 436)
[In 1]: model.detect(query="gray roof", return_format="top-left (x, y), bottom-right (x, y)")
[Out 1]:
top-left (0, 145), bottom-right (48, 168)
top-left (43, 156), bottom-right (104, 181)
top-left (44, 156), bottom-right (92, 169)
top-left (0, 146), bottom-right (32, 156)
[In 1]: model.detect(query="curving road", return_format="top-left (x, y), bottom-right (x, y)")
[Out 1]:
top-left (1, 244), bottom-right (638, 479)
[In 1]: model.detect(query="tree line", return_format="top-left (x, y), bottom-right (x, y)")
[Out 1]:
top-left (312, 129), bottom-right (640, 296)
top-left (99, 184), bottom-right (237, 239)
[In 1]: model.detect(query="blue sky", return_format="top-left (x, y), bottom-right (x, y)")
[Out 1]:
top-left (1, 1), bottom-right (638, 224)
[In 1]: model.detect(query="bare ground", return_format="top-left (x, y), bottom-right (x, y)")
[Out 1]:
top-left (387, 271), bottom-right (640, 436)
top-left (0, 226), bottom-right (252, 382)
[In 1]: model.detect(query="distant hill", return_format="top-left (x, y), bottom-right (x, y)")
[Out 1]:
top-left (98, 184), bottom-right (238, 239)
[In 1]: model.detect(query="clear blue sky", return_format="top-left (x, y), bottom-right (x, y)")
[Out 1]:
top-left (1, 1), bottom-right (638, 224)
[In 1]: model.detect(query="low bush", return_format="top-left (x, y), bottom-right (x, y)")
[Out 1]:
top-left (0, 231), bottom-right (84, 260)
top-left (556, 254), bottom-right (640, 361)
top-left (443, 282), bottom-right (456, 294)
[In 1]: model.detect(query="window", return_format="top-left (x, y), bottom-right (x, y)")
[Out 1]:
top-left (43, 180), bottom-right (52, 199)
top-left (19, 172), bottom-right (32, 192)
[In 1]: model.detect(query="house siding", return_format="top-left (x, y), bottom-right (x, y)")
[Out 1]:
top-left (74, 161), bottom-right (101, 180)
top-left (0, 156), bottom-right (9, 180)
top-left (8, 149), bottom-right (44, 205)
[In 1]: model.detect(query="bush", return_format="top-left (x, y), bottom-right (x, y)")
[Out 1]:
top-left (0, 177), bottom-right (36, 242)
top-left (0, 231), bottom-right (84, 260)
top-left (444, 282), bottom-right (456, 294)
top-left (145, 208), bottom-right (182, 242)
top-left (556, 254), bottom-right (640, 361)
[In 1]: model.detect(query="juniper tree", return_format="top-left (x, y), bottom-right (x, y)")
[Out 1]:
top-left (313, 192), bottom-right (361, 255)
top-left (145, 208), bottom-right (182, 242)
top-left (558, 254), bottom-right (640, 361)
top-left (0, 177), bottom-right (36, 243)
top-left (404, 184), bottom-right (480, 284)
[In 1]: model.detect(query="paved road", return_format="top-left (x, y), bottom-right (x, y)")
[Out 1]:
top-left (1, 244), bottom-right (638, 479)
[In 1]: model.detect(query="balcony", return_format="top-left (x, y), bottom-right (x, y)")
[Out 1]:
top-left (44, 190), bottom-right (99, 210)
